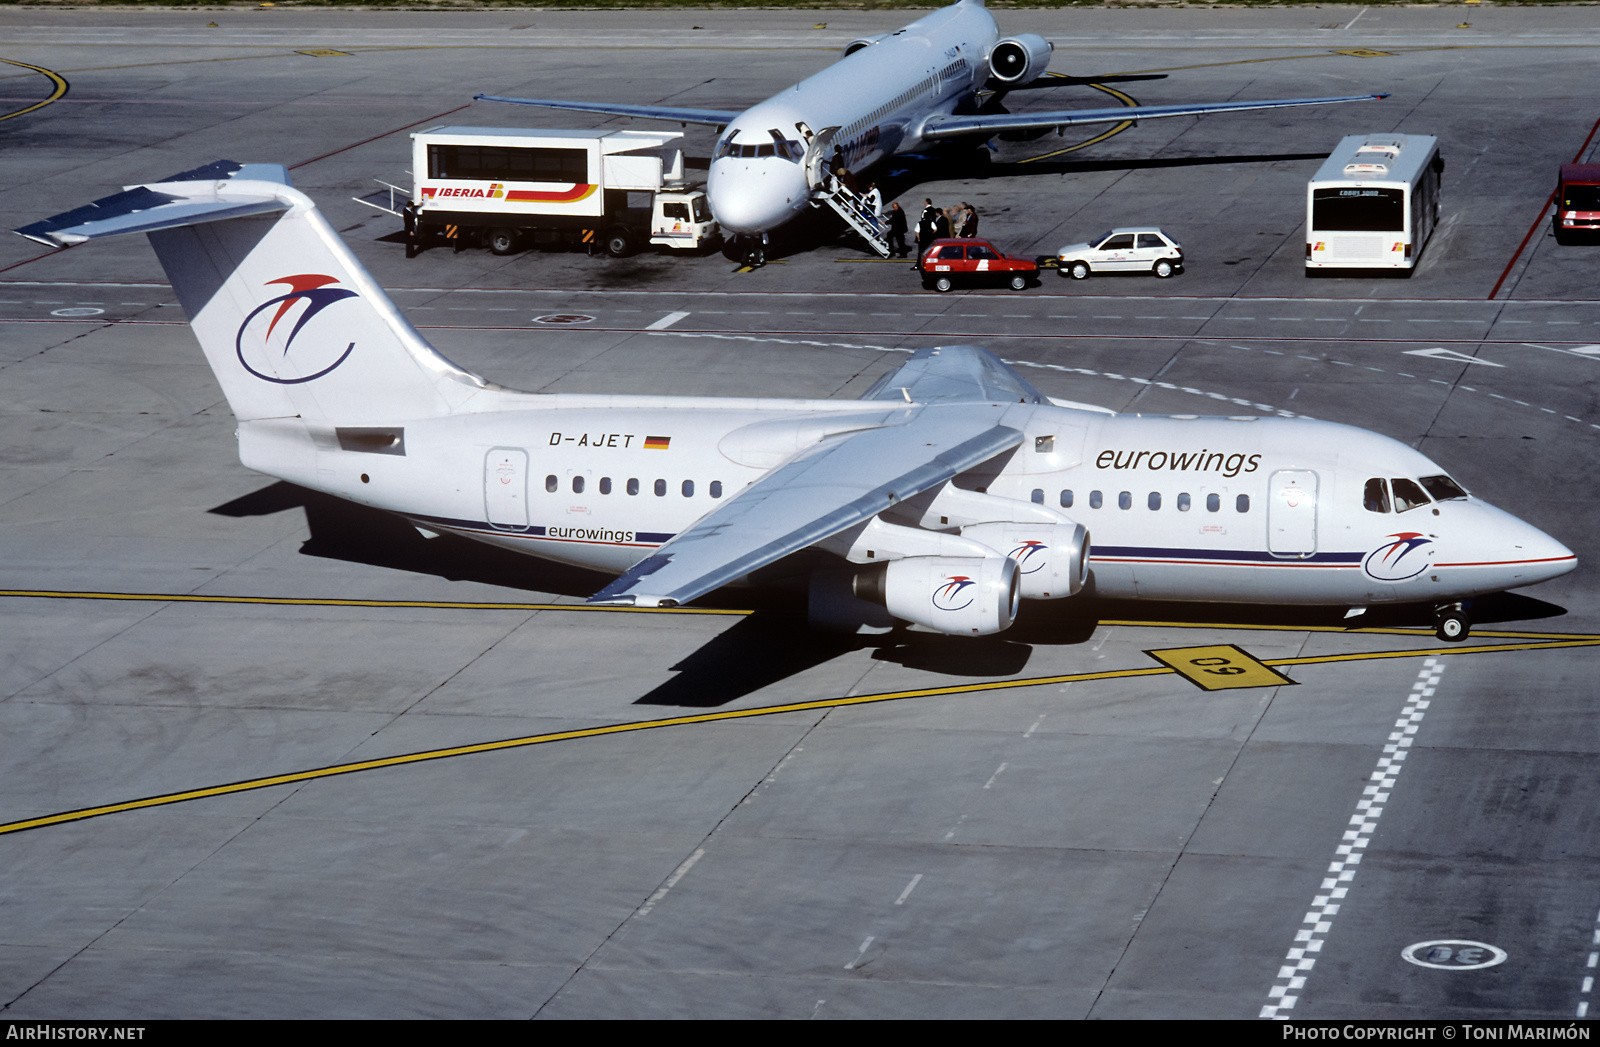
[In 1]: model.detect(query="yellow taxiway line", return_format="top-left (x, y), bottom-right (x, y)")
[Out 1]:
top-left (0, 60), bottom-right (69, 123)
top-left (2, 586), bottom-right (1596, 837)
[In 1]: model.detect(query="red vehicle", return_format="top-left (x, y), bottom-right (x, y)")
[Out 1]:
top-left (919, 238), bottom-right (1038, 292)
top-left (1555, 164), bottom-right (1600, 244)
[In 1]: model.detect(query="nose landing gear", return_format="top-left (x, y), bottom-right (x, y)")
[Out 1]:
top-left (1434, 602), bottom-right (1470, 642)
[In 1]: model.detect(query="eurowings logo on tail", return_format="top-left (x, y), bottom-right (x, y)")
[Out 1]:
top-left (933, 574), bottom-right (976, 611)
top-left (1363, 532), bottom-right (1434, 581)
top-left (235, 274), bottom-right (358, 384)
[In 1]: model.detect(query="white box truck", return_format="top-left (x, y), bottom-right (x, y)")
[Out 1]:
top-left (404, 126), bottom-right (718, 258)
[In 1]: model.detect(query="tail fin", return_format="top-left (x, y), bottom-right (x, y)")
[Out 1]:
top-left (17, 161), bottom-right (487, 428)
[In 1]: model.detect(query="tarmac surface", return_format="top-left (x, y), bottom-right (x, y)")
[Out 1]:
top-left (1, 4), bottom-right (1599, 1020)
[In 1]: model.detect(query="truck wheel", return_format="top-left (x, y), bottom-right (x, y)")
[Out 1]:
top-left (488, 228), bottom-right (520, 256)
top-left (605, 227), bottom-right (634, 258)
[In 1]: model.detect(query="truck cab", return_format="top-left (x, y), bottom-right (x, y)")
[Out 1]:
top-left (1555, 163), bottom-right (1600, 244)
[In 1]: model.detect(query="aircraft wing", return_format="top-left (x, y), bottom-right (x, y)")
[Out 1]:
top-left (474, 95), bottom-right (739, 127)
top-left (919, 92), bottom-right (1388, 140)
top-left (588, 403), bottom-right (1023, 608)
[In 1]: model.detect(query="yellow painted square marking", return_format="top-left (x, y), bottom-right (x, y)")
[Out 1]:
top-left (1331, 49), bottom-right (1395, 58)
top-left (1146, 644), bottom-right (1295, 691)
top-left (296, 49), bottom-right (351, 58)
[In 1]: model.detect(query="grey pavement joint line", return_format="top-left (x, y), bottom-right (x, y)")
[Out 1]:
top-left (1260, 657), bottom-right (1445, 1019)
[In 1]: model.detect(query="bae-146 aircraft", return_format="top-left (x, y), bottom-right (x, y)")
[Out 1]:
top-left (476, 0), bottom-right (1387, 241)
top-left (17, 163), bottom-right (1574, 641)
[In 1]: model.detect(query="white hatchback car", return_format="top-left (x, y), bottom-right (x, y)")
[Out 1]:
top-left (1055, 227), bottom-right (1183, 279)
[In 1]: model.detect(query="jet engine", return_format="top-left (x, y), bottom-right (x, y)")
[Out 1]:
top-left (986, 34), bottom-right (1054, 87)
top-left (855, 555), bottom-right (1020, 636)
top-left (844, 33), bottom-right (887, 57)
top-left (960, 522), bottom-right (1089, 600)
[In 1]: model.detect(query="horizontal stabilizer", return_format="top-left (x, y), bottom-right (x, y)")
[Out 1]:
top-left (16, 161), bottom-right (293, 247)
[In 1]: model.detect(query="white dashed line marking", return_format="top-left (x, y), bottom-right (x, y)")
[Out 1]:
top-left (894, 874), bottom-right (923, 906)
top-left (844, 935), bottom-right (875, 970)
top-left (634, 847), bottom-right (704, 919)
top-left (645, 310), bottom-right (690, 331)
top-left (1260, 658), bottom-right (1445, 1019)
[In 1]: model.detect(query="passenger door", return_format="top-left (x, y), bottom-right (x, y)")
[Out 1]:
top-left (485, 448), bottom-right (529, 531)
top-left (1268, 469), bottom-right (1318, 558)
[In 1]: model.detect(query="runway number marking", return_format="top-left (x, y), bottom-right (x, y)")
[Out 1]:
top-left (1145, 644), bottom-right (1294, 691)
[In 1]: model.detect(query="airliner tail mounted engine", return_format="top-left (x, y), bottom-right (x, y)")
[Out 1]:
top-left (986, 34), bottom-right (1054, 87)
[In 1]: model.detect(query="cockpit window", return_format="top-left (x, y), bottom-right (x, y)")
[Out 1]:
top-left (1363, 477), bottom-right (1391, 514)
top-left (1418, 474), bottom-right (1468, 501)
top-left (716, 134), bottom-right (802, 163)
top-left (1391, 478), bottom-right (1431, 512)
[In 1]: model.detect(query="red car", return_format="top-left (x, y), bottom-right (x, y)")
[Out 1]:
top-left (919, 238), bottom-right (1038, 292)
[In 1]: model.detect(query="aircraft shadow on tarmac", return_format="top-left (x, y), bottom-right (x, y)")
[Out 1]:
top-left (209, 482), bottom-right (1569, 709)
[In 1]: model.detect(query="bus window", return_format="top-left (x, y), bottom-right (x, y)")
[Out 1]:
top-left (1313, 188), bottom-right (1405, 232)
top-left (1391, 478), bottom-right (1431, 512)
top-left (1364, 478), bottom-right (1391, 513)
top-left (1418, 474), bottom-right (1468, 501)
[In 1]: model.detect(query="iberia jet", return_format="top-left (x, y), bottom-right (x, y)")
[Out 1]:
top-left (16, 163), bottom-right (1572, 641)
top-left (476, 0), bottom-right (1387, 240)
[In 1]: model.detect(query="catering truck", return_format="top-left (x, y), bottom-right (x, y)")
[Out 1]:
top-left (403, 126), bottom-right (718, 258)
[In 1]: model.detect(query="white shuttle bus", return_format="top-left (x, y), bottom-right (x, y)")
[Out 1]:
top-left (1306, 133), bottom-right (1441, 273)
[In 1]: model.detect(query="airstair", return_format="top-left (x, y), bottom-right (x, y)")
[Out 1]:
top-left (818, 180), bottom-right (892, 258)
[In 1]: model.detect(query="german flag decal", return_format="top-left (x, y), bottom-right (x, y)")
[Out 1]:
top-left (643, 436), bottom-right (671, 450)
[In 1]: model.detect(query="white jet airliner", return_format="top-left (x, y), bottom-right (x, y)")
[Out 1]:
top-left (476, 0), bottom-right (1387, 243)
top-left (17, 163), bottom-right (1573, 640)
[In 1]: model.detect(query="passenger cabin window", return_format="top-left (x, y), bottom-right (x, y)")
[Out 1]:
top-left (1236, 494), bottom-right (1250, 513)
top-left (599, 477), bottom-right (612, 495)
top-left (682, 480), bottom-right (694, 497)
top-left (1364, 478), bottom-right (1391, 514)
top-left (1206, 494), bottom-right (1221, 512)
top-left (1031, 489), bottom-right (1044, 504)
top-left (545, 474), bottom-right (558, 493)
top-left (1177, 493), bottom-right (1191, 512)
top-left (654, 479), bottom-right (667, 497)
top-left (1118, 491), bottom-right (1132, 510)
top-left (710, 481), bottom-right (723, 499)
top-left (627, 478), bottom-right (640, 496)
top-left (571, 476), bottom-right (584, 494)
top-left (1148, 492), bottom-right (1161, 511)
top-left (1060, 490), bottom-right (1074, 508)
top-left (1089, 490), bottom-right (1103, 509)
top-left (1392, 478), bottom-right (1431, 512)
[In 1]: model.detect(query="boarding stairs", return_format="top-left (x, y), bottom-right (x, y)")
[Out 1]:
top-left (817, 180), bottom-right (892, 258)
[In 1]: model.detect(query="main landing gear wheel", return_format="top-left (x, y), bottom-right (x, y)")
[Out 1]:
top-left (1434, 604), bottom-right (1470, 642)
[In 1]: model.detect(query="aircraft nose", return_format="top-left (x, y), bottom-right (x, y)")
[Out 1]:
top-left (706, 159), bottom-right (807, 235)
top-left (1511, 521), bottom-right (1578, 586)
